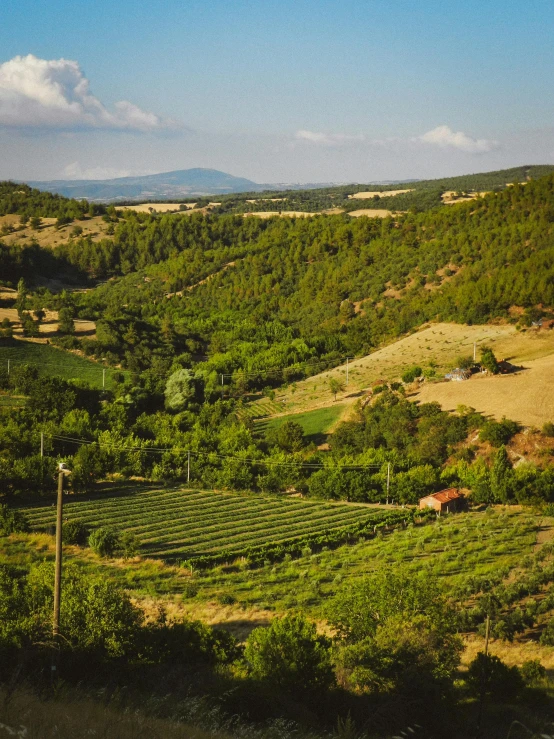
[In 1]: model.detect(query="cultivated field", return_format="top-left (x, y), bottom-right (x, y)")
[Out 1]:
top-left (348, 189), bottom-right (413, 199)
top-left (120, 202), bottom-right (196, 213)
top-left (245, 210), bottom-right (317, 218)
top-left (441, 190), bottom-right (490, 204)
top-left (347, 208), bottom-right (396, 218)
top-left (415, 351), bottom-right (554, 426)
top-left (21, 486), bottom-right (403, 564)
top-left (6, 505), bottom-right (554, 667)
top-left (248, 322), bottom-right (554, 419)
top-left (0, 341), bottom-right (114, 388)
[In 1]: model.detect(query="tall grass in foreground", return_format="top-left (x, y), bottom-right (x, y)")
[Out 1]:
top-left (0, 686), bottom-right (328, 739)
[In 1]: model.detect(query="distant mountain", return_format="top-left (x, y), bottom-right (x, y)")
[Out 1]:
top-left (26, 168), bottom-right (263, 202)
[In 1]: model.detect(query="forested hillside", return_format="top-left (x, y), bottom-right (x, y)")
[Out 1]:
top-left (3, 172), bottom-right (554, 738)
top-left (2, 174), bottom-right (554, 505)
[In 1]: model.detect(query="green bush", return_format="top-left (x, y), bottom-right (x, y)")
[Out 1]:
top-left (520, 659), bottom-right (546, 685)
top-left (119, 531), bottom-right (140, 559)
top-left (480, 346), bottom-right (499, 374)
top-left (540, 619), bottom-right (554, 646)
top-left (401, 366), bottom-right (423, 383)
top-left (479, 418), bottom-right (520, 447)
top-left (543, 422), bottom-right (554, 437)
top-left (62, 519), bottom-right (89, 546)
top-left (465, 652), bottom-right (523, 700)
top-left (244, 614), bottom-right (334, 694)
top-left (0, 505), bottom-right (29, 535)
top-left (88, 526), bottom-right (120, 557)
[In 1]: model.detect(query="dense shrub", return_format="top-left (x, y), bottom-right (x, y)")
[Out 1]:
top-left (0, 505), bottom-right (29, 535)
top-left (401, 366), bottom-right (422, 383)
top-left (88, 527), bottom-right (120, 557)
top-left (245, 614), bottom-right (334, 694)
top-left (479, 418), bottom-right (520, 447)
top-left (62, 519), bottom-right (90, 546)
top-left (465, 652), bottom-right (523, 700)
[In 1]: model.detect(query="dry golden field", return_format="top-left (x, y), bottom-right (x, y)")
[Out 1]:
top-left (0, 214), bottom-right (110, 248)
top-left (244, 210), bottom-right (317, 218)
top-left (414, 352), bottom-right (554, 426)
top-left (0, 289), bottom-right (95, 337)
top-left (348, 189), bottom-right (413, 199)
top-left (347, 208), bottom-right (396, 218)
top-left (121, 202), bottom-right (196, 213)
top-left (251, 323), bottom-right (554, 423)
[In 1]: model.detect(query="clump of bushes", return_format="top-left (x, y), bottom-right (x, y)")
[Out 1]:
top-left (88, 526), bottom-right (121, 557)
top-left (63, 519), bottom-right (90, 546)
top-left (479, 417), bottom-right (520, 446)
top-left (401, 366), bottom-right (423, 383)
top-left (0, 505), bottom-right (29, 535)
top-left (88, 526), bottom-right (141, 559)
top-left (465, 652), bottom-right (523, 700)
top-left (480, 346), bottom-right (499, 374)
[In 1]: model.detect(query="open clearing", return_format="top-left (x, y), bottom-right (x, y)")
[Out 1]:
top-left (441, 190), bottom-right (490, 204)
top-left (20, 486), bottom-right (401, 563)
top-left (248, 323), bottom-right (554, 419)
top-left (0, 340), bottom-right (115, 388)
top-left (0, 306), bottom-right (95, 338)
top-left (0, 214), bottom-right (110, 248)
top-left (245, 210), bottom-right (317, 218)
top-left (348, 189), bottom-right (413, 199)
top-left (348, 209), bottom-right (396, 218)
top-left (120, 202), bottom-right (196, 213)
top-left (256, 404), bottom-right (346, 440)
top-left (414, 352), bottom-right (554, 426)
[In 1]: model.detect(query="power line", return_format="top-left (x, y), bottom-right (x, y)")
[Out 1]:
top-left (47, 433), bottom-right (384, 470)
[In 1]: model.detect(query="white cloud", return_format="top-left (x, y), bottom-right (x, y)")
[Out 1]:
top-left (295, 129), bottom-right (365, 146)
top-left (0, 54), bottom-right (176, 132)
top-left (417, 125), bottom-right (498, 154)
top-left (61, 162), bottom-right (137, 180)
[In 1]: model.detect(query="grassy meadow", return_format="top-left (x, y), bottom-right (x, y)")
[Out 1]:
top-left (257, 404), bottom-right (346, 441)
top-left (0, 340), bottom-right (115, 389)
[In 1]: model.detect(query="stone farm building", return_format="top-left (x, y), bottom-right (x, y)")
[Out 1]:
top-left (419, 488), bottom-right (465, 513)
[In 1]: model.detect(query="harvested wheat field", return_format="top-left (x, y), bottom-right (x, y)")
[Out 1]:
top-left (245, 210), bottom-right (317, 218)
top-left (249, 323), bottom-right (554, 419)
top-left (414, 352), bottom-right (554, 426)
top-left (348, 209), bottom-right (396, 218)
top-left (441, 190), bottom-right (490, 204)
top-left (121, 202), bottom-right (196, 213)
top-left (348, 189), bottom-right (413, 199)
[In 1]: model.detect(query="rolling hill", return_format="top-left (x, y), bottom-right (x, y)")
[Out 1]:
top-left (26, 168), bottom-right (260, 201)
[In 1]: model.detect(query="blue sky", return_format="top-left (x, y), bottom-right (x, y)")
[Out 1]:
top-left (1, 0), bottom-right (554, 182)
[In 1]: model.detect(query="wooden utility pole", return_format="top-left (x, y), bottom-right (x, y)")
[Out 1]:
top-left (386, 462), bottom-right (391, 505)
top-left (346, 357), bottom-right (349, 386)
top-left (187, 450), bottom-right (191, 484)
top-left (53, 471), bottom-right (64, 641)
top-left (40, 432), bottom-right (44, 458)
top-left (484, 613), bottom-right (491, 656)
